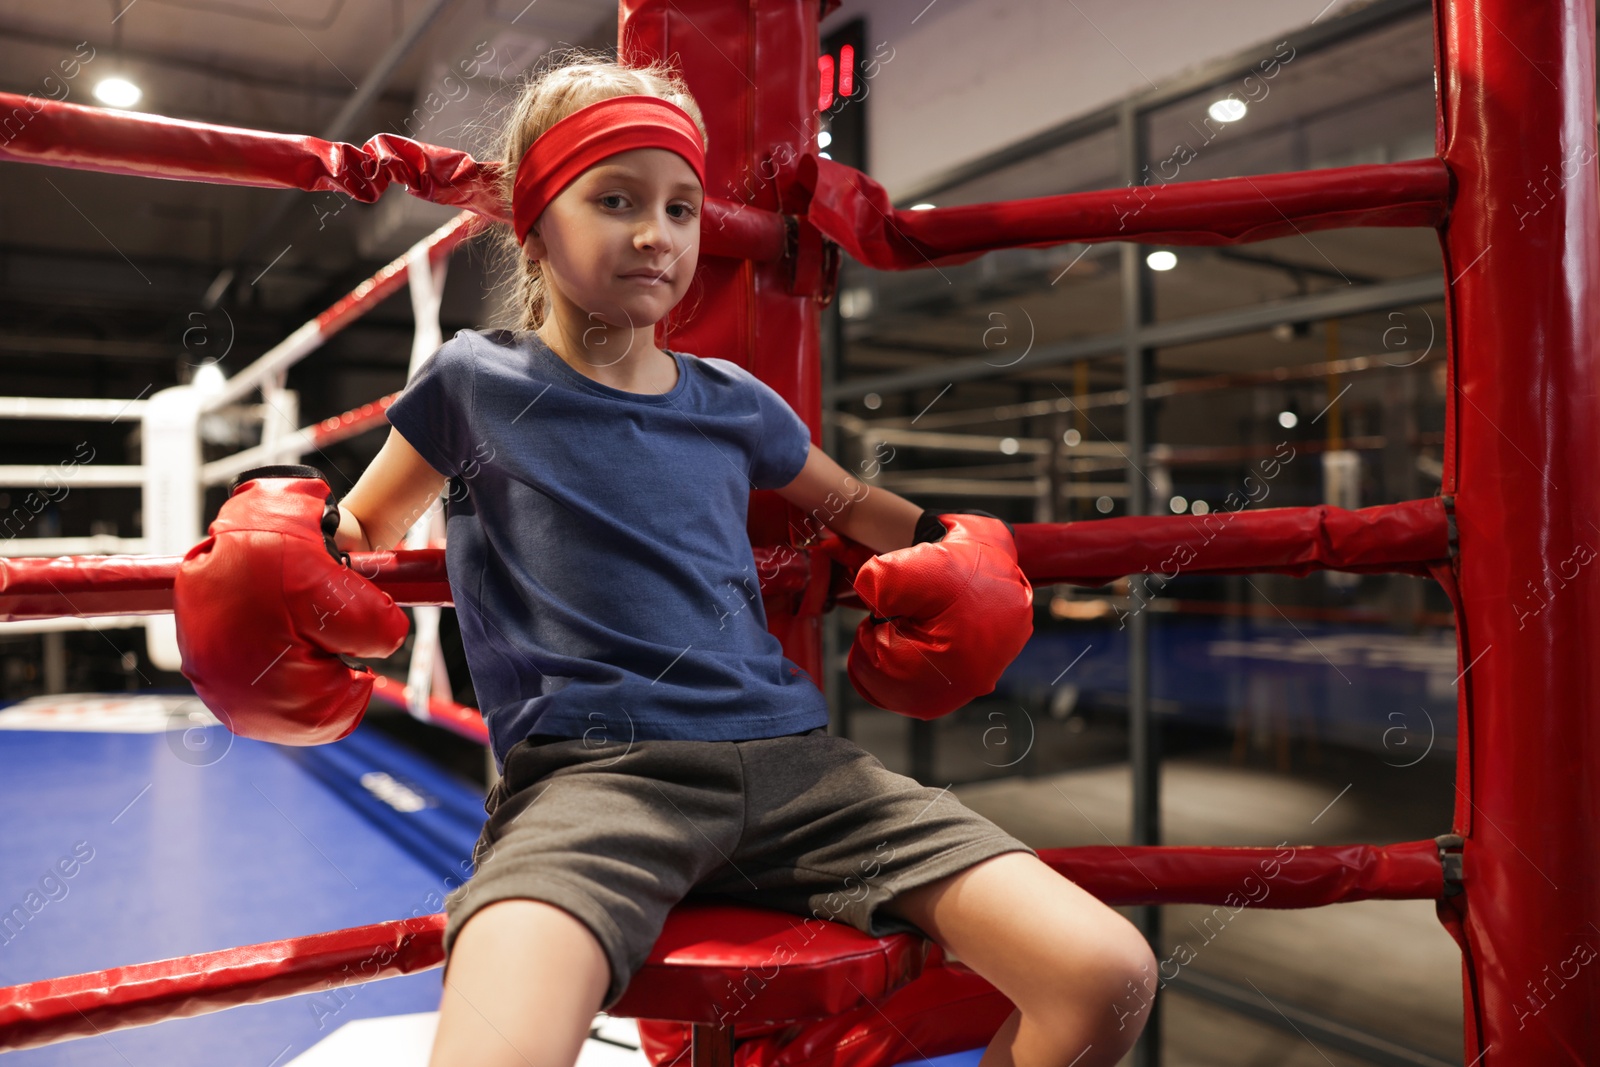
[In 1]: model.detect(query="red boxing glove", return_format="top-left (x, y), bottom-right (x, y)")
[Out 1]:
top-left (845, 511), bottom-right (1033, 720)
top-left (174, 465), bottom-right (409, 745)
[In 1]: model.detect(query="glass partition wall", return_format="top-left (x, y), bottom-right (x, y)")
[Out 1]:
top-left (821, 3), bottom-right (1449, 1063)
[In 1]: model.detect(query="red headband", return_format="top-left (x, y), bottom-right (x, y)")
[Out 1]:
top-left (511, 95), bottom-right (707, 244)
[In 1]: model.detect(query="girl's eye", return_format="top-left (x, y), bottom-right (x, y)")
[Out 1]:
top-left (598, 194), bottom-right (699, 219)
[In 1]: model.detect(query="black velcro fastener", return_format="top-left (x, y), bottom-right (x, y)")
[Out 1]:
top-left (230, 464), bottom-right (327, 495)
top-left (912, 510), bottom-right (948, 545)
top-left (321, 494), bottom-right (349, 565)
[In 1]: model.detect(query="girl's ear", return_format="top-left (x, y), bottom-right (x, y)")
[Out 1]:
top-left (521, 227), bottom-right (544, 262)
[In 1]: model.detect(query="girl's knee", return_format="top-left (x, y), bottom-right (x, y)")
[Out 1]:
top-left (1025, 926), bottom-right (1158, 1052)
top-left (1068, 927), bottom-right (1158, 1055)
top-left (1097, 932), bottom-right (1159, 1040)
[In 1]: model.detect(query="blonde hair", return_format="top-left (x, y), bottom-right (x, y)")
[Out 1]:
top-left (492, 48), bottom-right (710, 333)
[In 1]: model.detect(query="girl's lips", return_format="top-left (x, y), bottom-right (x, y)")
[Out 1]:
top-left (620, 273), bottom-right (667, 285)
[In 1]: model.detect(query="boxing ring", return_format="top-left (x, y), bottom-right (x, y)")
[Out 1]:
top-left (0, 0), bottom-right (1593, 1063)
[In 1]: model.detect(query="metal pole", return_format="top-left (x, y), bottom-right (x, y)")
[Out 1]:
top-left (824, 292), bottom-right (848, 740)
top-left (1119, 99), bottom-right (1162, 1067)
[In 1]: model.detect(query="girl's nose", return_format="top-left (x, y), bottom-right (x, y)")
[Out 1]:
top-left (637, 222), bottom-right (665, 250)
top-left (636, 207), bottom-right (676, 251)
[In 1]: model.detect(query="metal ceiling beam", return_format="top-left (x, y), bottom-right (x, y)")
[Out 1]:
top-left (825, 272), bottom-right (1445, 402)
top-left (200, 0), bottom-right (463, 308)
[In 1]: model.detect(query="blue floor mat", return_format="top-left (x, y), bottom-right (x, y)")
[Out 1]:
top-left (0, 701), bottom-right (486, 1067)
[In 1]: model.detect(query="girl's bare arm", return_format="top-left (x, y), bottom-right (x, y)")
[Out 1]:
top-left (775, 443), bottom-right (923, 553)
top-left (334, 428), bottom-right (449, 552)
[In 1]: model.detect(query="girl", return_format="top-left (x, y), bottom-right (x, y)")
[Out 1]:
top-left (334, 49), bottom-right (1156, 1067)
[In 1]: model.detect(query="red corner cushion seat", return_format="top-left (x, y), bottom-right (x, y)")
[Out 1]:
top-left (609, 901), bottom-right (928, 1025)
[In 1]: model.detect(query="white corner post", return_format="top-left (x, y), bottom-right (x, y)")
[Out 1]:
top-left (402, 243), bottom-right (452, 719)
top-left (141, 386), bottom-right (203, 671)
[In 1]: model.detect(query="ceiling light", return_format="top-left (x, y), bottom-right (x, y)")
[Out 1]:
top-left (1146, 250), bottom-right (1177, 271)
top-left (1208, 97), bottom-right (1247, 123)
top-left (1063, 428), bottom-right (1082, 447)
top-left (818, 130), bottom-right (833, 148)
top-left (863, 392), bottom-right (882, 410)
top-left (838, 287), bottom-right (874, 320)
top-left (909, 202), bottom-right (936, 211)
top-left (999, 437), bottom-right (1019, 455)
top-left (94, 77), bottom-right (142, 108)
top-left (1191, 500), bottom-right (1210, 515)
top-left (1095, 496), bottom-right (1114, 514)
top-left (1278, 410), bottom-right (1299, 429)
top-left (1169, 495), bottom-right (1188, 514)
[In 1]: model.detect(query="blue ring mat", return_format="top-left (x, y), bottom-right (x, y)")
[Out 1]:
top-left (0, 709), bottom-right (485, 1067)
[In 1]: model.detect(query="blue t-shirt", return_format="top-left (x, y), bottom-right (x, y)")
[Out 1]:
top-left (384, 328), bottom-right (831, 771)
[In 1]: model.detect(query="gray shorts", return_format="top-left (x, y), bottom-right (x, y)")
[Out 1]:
top-left (442, 726), bottom-right (1036, 1009)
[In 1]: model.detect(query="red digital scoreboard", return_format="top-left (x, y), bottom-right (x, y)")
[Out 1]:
top-left (818, 43), bottom-right (854, 111)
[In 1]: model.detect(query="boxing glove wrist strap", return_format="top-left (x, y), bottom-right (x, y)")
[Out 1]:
top-left (232, 464), bottom-right (347, 565)
top-left (912, 508), bottom-right (1015, 544)
top-left (229, 463), bottom-right (326, 491)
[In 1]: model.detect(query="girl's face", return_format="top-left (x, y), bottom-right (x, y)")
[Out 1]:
top-left (522, 147), bottom-right (703, 335)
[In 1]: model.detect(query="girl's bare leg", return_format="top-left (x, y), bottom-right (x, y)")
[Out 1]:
top-left (881, 852), bottom-right (1158, 1067)
top-left (428, 899), bottom-right (612, 1067)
